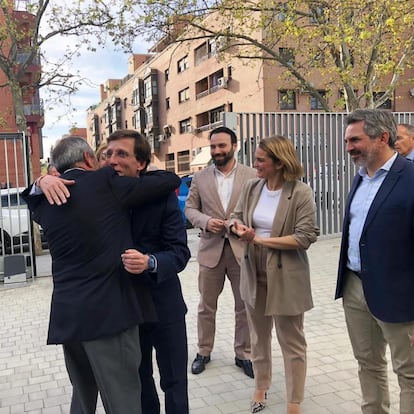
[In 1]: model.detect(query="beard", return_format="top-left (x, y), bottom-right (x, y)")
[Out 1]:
top-left (212, 149), bottom-right (235, 166)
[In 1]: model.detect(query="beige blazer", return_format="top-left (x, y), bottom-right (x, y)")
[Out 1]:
top-left (230, 178), bottom-right (319, 315)
top-left (185, 163), bottom-right (257, 268)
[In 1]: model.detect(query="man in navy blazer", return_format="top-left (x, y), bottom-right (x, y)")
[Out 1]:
top-left (335, 109), bottom-right (414, 414)
top-left (106, 130), bottom-right (191, 414)
top-left (23, 136), bottom-right (180, 414)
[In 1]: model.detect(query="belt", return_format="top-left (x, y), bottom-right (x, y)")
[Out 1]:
top-left (347, 268), bottom-right (361, 278)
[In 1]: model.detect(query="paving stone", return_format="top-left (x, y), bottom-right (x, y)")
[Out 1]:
top-left (0, 232), bottom-right (401, 413)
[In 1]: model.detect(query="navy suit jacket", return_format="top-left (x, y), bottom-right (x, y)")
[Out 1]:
top-left (22, 167), bottom-right (180, 344)
top-left (131, 191), bottom-right (190, 323)
top-left (335, 155), bottom-right (414, 323)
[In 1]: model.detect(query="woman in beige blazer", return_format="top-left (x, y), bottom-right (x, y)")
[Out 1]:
top-left (229, 136), bottom-right (319, 414)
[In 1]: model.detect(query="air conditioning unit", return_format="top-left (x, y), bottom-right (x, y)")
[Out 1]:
top-left (163, 124), bottom-right (172, 137)
top-left (192, 148), bottom-right (202, 157)
top-left (217, 77), bottom-right (228, 88)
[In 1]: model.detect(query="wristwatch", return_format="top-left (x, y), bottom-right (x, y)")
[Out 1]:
top-left (147, 255), bottom-right (156, 272)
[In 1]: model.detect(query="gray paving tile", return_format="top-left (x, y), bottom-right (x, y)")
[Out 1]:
top-left (0, 232), bottom-right (401, 413)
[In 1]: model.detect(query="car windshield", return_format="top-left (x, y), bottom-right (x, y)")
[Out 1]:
top-left (1, 192), bottom-right (27, 207)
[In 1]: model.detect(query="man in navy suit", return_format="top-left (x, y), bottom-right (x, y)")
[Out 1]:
top-left (23, 136), bottom-right (180, 414)
top-left (106, 130), bottom-right (191, 414)
top-left (335, 109), bottom-right (414, 414)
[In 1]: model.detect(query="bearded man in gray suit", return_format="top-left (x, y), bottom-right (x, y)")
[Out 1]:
top-left (185, 126), bottom-right (257, 377)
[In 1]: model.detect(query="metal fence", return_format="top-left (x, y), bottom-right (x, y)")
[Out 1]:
top-left (0, 132), bottom-right (35, 282)
top-left (223, 112), bottom-right (414, 236)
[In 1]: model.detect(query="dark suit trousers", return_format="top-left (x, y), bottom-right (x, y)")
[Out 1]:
top-left (140, 318), bottom-right (189, 414)
top-left (64, 325), bottom-right (142, 414)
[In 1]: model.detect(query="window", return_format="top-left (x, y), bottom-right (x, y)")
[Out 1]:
top-left (164, 68), bottom-right (169, 82)
top-left (279, 90), bottom-right (296, 109)
top-left (210, 106), bottom-right (225, 124)
top-left (165, 153), bottom-right (175, 172)
top-left (166, 97), bottom-right (170, 110)
top-left (146, 106), bottom-right (153, 124)
top-left (194, 42), bottom-right (209, 65)
top-left (277, 2), bottom-right (289, 21)
top-left (177, 55), bottom-right (189, 73)
top-left (279, 48), bottom-right (295, 66)
top-left (227, 65), bottom-right (232, 79)
top-left (123, 98), bottom-right (127, 109)
top-left (310, 90), bottom-right (327, 110)
top-left (209, 38), bottom-right (218, 56)
top-left (178, 87), bottom-right (190, 103)
top-left (132, 88), bottom-right (140, 106)
top-left (179, 118), bottom-right (192, 134)
top-left (373, 92), bottom-right (392, 110)
top-left (310, 5), bottom-right (325, 23)
top-left (177, 150), bottom-right (190, 172)
top-left (144, 80), bottom-right (152, 100)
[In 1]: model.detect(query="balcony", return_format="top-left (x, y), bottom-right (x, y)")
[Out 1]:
top-left (16, 52), bottom-right (41, 83)
top-left (24, 103), bottom-right (44, 127)
top-left (194, 121), bottom-right (223, 134)
top-left (195, 78), bottom-right (229, 100)
top-left (16, 52), bottom-right (40, 67)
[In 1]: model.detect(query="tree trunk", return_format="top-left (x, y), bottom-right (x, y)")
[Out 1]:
top-left (12, 81), bottom-right (43, 256)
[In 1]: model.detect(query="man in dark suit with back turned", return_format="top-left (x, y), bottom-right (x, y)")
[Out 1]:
top-left (335, 109), bottom-right (414, 414)
top-left (22, 136), bottom-right (180, 414)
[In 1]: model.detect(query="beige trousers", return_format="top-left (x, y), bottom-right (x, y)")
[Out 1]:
top-left (245, 245), bottom-right (307, 403)
top-left (197, 239), bottom-right (251, 359)
top-left (343, 271), bottom-right (414, 414)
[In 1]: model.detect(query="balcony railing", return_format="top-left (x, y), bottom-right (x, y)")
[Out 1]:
top-left (16, 52), bottom-right (40, 66)
top-left (23, 103), bottom-right (43, 116)
top-left (196, 89), bottom-right (209, 100)
top-left (195, 80), bottom-right (228, 100)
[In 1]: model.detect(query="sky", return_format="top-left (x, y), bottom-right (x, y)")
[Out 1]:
top-left (40, 36), bottom-right (150, 160)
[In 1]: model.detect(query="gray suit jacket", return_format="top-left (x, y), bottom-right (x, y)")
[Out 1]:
top-left (230, 178), bottom-right (319, 315)
top-left (185, 163), bottom-right (256, 268)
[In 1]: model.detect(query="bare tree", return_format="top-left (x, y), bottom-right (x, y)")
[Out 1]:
top-left (0, 0), bottom-right (129, 134)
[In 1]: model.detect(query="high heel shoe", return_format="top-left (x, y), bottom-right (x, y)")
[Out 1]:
top-left (287, 402), bottom-right (301, 414)
top-left (250, 391), bottom-right (267, 413)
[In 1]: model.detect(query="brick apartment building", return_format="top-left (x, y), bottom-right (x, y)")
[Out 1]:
top-left (87, 13), bottom-right (414, 175)
top-left (0, 3), bottom-right (43, 187)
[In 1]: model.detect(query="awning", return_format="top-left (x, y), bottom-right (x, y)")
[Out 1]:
top-left (190, 146), bottom-right (211, 167)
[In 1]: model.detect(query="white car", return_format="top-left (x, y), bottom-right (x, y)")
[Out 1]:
top-left (0, 187), bottom-right (32, 253)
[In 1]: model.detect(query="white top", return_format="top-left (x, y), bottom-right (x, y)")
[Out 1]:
top-left (214, 161), bottom-right (237, 212)
top-left (252, 184), bottom-right (282, 237)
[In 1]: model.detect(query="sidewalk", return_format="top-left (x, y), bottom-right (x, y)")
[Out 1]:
top-left (0, 232), bottom-right (399, 413)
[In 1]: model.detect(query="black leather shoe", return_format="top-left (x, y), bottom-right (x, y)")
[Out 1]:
top-left (191, 353), bottom-right (210, 374)
top-left (235, 357), bottom-right (254, 378)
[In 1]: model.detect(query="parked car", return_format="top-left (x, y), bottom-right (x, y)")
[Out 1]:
top-left (0, 187), bottom-right (47, 254)
top-left (176, 175), bottom-right (193, 229)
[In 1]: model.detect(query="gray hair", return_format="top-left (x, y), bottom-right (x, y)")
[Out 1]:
top-left (345, 109), bottom-right (397, 148)
top-left (398, 123), bottom-right (414, 137)
top-left (52, 136), bottom-right (95, 173)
